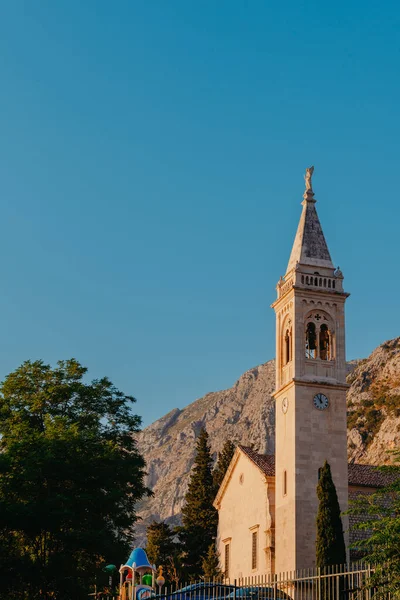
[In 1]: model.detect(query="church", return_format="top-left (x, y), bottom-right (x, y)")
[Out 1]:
top-left (213, 168), bottom-right (390, 580)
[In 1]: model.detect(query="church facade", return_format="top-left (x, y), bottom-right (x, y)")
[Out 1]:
top-left (214, 168), bottom-right (388, 578)
top-left (214, 445), bottom-right (389, 581)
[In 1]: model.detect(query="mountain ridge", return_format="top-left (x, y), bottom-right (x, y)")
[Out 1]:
top-left (135, 337), bottom-right (400, 543)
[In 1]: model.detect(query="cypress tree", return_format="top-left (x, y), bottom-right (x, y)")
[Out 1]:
top-left (201, 544), bottom-right (222, 580)
top-left (316, 461), bottom-right (346, 568)
top-left (179, 427), bottom-right (218, 580)
top-left (213, 440), bottom-right (236, 493)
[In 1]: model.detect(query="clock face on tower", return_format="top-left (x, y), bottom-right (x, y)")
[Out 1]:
top-left (313, 393), bottom-right (329, 411)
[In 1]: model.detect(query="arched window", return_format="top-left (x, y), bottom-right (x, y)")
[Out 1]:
top-left (310, 277), bottom-right (314, 285)
top-left (328, 279), bottom-right (331, 288)
top-left (306, 276), bottom-right (309, 284)
top-left (324, 278), bottom-right (327, 287)
top-left (285, 330), bottom-right (290, 364)
top-left (333, 280), bottom-right (336, 289)
top-left (284, 328), bottom-right (292, 364)
top-left (305, 322), bottom-right (317, 359)
top-left (301, 275), bottom-right (304, 284)
top-left (320, 324), bottom-right (331, 360)
top-left (319, 278), bottom-right (322, 286)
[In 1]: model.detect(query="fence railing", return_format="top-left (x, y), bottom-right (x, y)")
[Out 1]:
top-left (231, 563), bottom-right (375, 600)
top-left (95, 564), bottom-right (393, 600)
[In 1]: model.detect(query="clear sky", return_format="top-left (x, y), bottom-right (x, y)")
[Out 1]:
top-left (0, 1), bottom-right (399, 427)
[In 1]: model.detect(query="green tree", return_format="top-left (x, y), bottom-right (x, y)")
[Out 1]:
top-left (179, 427), bottom-right (218, 580)
top-left (349, 453), bottom-right (400, 597)
top-left (201, 544), bottom-right (222, 580)
top-left (0, 359), bottom-right (150, 600)
top-left (316, 461), bottom-right (346, 568)
top-left (146, 520), bottom-right (177, 569)
top-left (213, 440), bottom-right (236, 493)
top-left (164, 552), bottom-right (184, 587)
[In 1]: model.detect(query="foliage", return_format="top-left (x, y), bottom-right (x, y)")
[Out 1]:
top-left (201, 544), bottom-right (222, 581)
top-left (146, 520), bottom-right (178, 581)
top-left (348, 452), bottom-right (400, 598)
top-left (0, 359), bottom-right (150, 600)
top-left (179, 427), bottom-right (218, 580)
top-left (316, 461), bottom-right (346, 569)
top-left (164, 552), bottom-right (185, 587)
top-left (213, 440), bottom-right (236, 493)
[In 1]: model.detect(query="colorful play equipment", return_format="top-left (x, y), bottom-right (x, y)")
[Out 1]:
top-left (119, 548), bottom-right (158, 600)
top-left (156, 566), bottom-right (165, 592)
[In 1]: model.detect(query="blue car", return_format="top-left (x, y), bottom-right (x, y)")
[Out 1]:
top-left (228, 587), bottom-right (291, 600)
top-left (155, 582), bottom-right (237, 600)
top-left (155, 583), bottom-right (292, 600)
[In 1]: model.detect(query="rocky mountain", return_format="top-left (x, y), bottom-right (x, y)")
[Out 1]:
top-left (347, 337), bottom-right (400, 463)
top-left (135, 337), bottom-right (400, 542)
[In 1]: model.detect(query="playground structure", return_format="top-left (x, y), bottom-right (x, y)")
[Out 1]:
top-left (119, 548), bottom-right (158, 600)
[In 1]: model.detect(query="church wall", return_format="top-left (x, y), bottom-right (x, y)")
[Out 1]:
top-left (216, 465), bottom-right (381, 578)
top-left (216, 452), bottom-right (273, 581)
top-left (274, 381), bottom-right (297, 573)
top-left (293, 382), bottom-right (349, 568)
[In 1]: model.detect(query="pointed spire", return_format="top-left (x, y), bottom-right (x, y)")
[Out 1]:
top-left (286, 167), bottom-right (334, 273)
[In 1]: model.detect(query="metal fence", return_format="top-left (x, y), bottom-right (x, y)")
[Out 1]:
top-left (232, 564), bottom-right (380, 600)
top-left (231, 563), bottom-right (376, 600)
top-left (95, 564), bottom-right (393, 600)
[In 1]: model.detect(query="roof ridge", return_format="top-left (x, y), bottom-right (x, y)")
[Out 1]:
top-left (238, 449), bottom-right (399, 488)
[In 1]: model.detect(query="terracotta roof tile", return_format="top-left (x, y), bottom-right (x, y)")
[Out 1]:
top-left (347, 463), bottom-right (397, 488)
top-left (238, 446), bottom-right (275, 477)
top-left (238, 446), bottom-right (399, 488)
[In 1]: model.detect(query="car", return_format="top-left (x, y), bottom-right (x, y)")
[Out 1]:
top-left (155, 582), bottom-right (237, 600)
top-left (227, 586), bottom-right (291, 600)
top-left (155, 583), bottom-right (293, 600)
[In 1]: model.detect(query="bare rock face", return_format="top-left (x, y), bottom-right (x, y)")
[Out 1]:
top-left (347, 337), bottom-right (400, 465)
top-left (135, 338), bottom-right (400, 542)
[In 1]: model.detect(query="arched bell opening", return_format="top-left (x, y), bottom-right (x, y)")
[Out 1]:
top-left (319, 323), bottom-right (331, 361)
top-left (305, 322), bottom-right (317, 359)
top-left (305, 312), bottom-right (335, 361)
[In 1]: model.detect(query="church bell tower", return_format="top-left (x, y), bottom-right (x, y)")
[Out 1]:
top-left (272, 167), bottom-right (349, 573)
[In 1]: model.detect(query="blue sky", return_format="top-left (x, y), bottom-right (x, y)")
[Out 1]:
top-left (0, 1), bottom-right (399, 427)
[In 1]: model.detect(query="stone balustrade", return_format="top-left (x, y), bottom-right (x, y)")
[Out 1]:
top-left (277, 272), bottom-right (343, 297)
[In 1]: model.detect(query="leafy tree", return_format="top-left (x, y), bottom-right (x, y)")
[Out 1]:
top-left (349, 453), bottom-right (400, 597)
top-left (201, 544), bottom-right (222, 580)
top-left (316, 461), bottom-right (346, 568)
top-left (213, 440), bottom-right (236, 493)
top-left (179, 427), bottom-right (218, 580)
top-left (165, 552), bottom-right (184, 587)
top-left (146, 520), bottom-right (177, 569)
top-left (0, 359), bottom-right (150, 600)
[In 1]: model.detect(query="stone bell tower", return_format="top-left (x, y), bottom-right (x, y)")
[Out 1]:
top-left (272, 167), bottom-right (349, 574)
